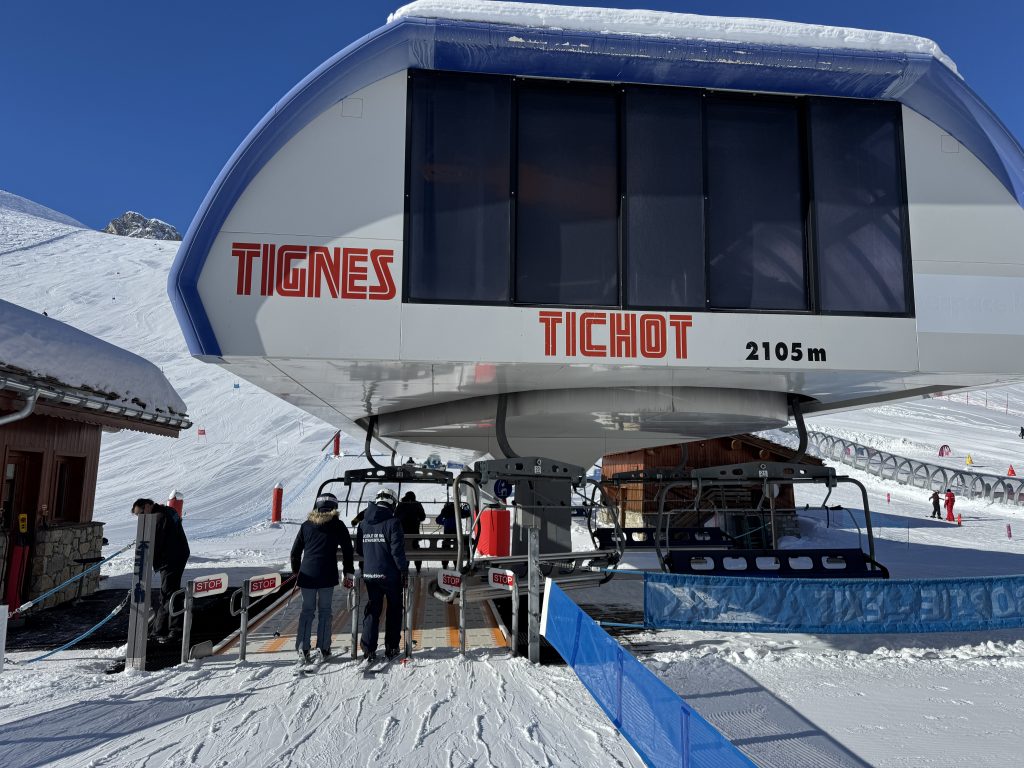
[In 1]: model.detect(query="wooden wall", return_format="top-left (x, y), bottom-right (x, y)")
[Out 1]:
top-left (0, 411), bottom-right (101, 528)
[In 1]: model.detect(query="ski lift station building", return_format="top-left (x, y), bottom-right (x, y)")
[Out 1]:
top-left (170, 1), bottom-right (1024, 466)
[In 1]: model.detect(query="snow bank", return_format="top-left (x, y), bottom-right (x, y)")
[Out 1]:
top-left (390, 0), bottom-right (958, 75)
top-left (0, 297), bottom-right (187, 416)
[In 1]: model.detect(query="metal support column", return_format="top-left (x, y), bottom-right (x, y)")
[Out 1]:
top-left (126, 512), bottom-right (157, 672)
top-left (528, 527), bottom-right (540, 664)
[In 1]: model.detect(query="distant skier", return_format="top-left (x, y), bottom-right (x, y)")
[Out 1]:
top-left (131, 497), bottom-right (190, 641)
top-left (290, 493), bottom-right (355, 669)
top-left (355, 488), bottom-right (408, 662)
top-left (1019, 426), bottom-right (1023, 439)
top-left (944, 489), bottom-right (956, 522)
top-left (929, 491), bottom-right (941, 519)
top-left (395, 491), bottom-right (426, 573)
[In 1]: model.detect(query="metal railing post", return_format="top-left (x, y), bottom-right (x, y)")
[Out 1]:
top-left (174, 581), bottom-right (195, 665)
top-left (510, 576), bottom-right (520, 658)
top-left (459, 574), bottom-right (466, 655)
top-left (405, 573), bottom-right (415, 659)
top-left (126, 512), bottom-right (157, 672)
top-left (239, 580), bottom-right (251, 661)
top-left (350, 573), bottom-right (360, 659)
top-left (528, 527), bottom-right (540, 664)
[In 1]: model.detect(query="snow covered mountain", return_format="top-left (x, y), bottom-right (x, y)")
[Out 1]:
top-left (103, 210), bottom-right (182, 240)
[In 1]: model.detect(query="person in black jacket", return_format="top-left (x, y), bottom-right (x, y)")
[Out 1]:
top-left (355, 488), bottom-right (408, 661)
top-left (435, 501), bottom-right (471, 569)
top-left (131, 498), bottom-right (190, 640)
top-left (290, 494), bottom-right (355, 665)
top-left (395, 491), bottom-right (426, 573)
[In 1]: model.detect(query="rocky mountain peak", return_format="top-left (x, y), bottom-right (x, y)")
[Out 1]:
top-left (103, 211), bottom-right (182, 241)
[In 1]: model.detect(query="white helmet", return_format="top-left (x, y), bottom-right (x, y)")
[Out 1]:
top-left (374, 488), bottom-right (397, 508)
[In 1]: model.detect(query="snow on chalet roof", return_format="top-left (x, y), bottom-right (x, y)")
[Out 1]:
top-left (0, 298), bottom-right (187, 419)
top-left (389, 0), bottom-right (959, 76)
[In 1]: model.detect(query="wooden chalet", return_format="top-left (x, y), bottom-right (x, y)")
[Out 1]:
top-left (1, 303), bottom-right (189, 612)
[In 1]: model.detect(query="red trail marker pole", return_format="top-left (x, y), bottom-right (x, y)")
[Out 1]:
top-left (271, 483), bottom-right (283, 525)
top-left (168, 489), bottom-right (184, 518)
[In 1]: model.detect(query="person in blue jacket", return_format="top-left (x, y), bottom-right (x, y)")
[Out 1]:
top-left (290, 493), bottom-right (354, 666)
top-left (355, 488), bottom-right (408, 661)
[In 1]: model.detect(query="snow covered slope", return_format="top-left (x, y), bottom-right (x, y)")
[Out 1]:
top-left (0, 190), bottom-right (349, 559)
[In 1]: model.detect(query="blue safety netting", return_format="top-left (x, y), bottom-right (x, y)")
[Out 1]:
top-left (645, 571), bottom-right (1024, 634)
top-left (543, 582), bottom-right (755, 768)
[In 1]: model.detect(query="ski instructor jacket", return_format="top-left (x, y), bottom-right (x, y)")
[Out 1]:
top-left (290, 507), bottom-right (355, 589)
top-left (355, 502), bottom-right (408, 585)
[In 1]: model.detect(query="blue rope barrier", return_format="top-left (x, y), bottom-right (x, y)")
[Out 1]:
top-left (8, 542), bottom-right (133, 618)
top-left (22, 591), bottom-right (131, 664)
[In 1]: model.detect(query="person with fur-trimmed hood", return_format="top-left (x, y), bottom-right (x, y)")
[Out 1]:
top-left (290, 493), bottom-right (355, 666)
top-left (355, 487), bottom-right (408, 661)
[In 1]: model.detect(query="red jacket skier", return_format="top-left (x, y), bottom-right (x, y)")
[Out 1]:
top-left (944, 489), bottom-right (956, 522)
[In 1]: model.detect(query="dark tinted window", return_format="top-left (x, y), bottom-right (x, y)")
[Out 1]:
top-left (811, 100), bottom-right (908, 314)
top-left (625, 89), bottom-right (704, 308)
top-left (706, 97), bottom-right (807, 311)
top-left (408, 74), bottom-right (511, 302)
top-left (516, 83), bottom-right (619, 306)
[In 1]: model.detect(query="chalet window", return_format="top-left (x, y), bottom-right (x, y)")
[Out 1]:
top-left (53, 456), bottom-right (86, 523)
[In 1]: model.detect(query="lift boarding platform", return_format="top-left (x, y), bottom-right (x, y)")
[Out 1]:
top-left (213, 567), bottom-right (509, 662)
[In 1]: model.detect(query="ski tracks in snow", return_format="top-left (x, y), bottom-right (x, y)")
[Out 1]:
top-left (1, 635), bottom-right (642, 766)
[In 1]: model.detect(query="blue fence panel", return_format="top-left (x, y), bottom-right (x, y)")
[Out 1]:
top-left (543, 581), bottom-right (756, 768)
top-left (645, 571), bottom-right (1024, 634)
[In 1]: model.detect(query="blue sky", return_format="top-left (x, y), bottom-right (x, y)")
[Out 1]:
top-left (3, 0), bottom-right (1022, 232)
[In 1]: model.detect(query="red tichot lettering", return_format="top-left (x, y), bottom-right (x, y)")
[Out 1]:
top-left (538, 310), bottom-right (693, 360)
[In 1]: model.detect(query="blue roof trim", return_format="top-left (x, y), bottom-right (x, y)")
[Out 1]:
top-left (170, 15), bottom-right (1024, 357)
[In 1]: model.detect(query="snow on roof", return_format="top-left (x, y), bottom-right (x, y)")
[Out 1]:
top-left (390, 1), bottom-right (958, 76)
top-left (0, 298), bottom-right (187, 417)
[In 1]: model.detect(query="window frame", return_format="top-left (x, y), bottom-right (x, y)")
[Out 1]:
top-left (402, 69), bottom-right (915, 320)
top-left (807, 97), bottom-right (916, 318)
